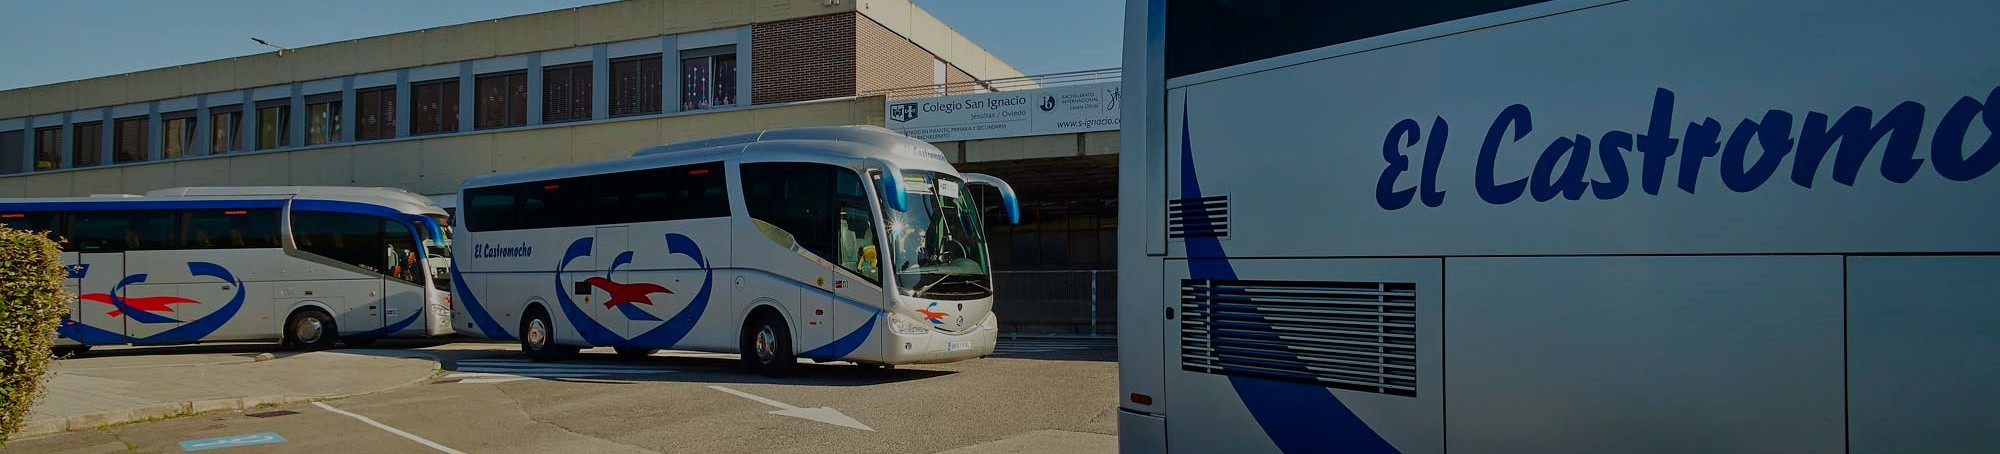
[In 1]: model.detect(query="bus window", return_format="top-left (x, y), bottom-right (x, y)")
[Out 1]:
top-left (292, 211), bottom-right (387, 274)
top-left (383, 220), bottom-right (422, 285)
top-left (463, 185), bottom-right (518, 232)
top-left (0, 212), bottom-right (62, 240)
top-left (181, 209), bottom-right (282, 248)
top-left (834, 170), bottom-right (880, 283)
top-left (71, 211), bottom-right (175, 252)
top-left (741, 162), bottom-right (838, 260)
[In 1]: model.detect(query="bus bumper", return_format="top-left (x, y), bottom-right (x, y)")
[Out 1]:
top-left (1118, 408), bottom-right (1167, 453)
top-left (878, 312), bottom-right (999, 364)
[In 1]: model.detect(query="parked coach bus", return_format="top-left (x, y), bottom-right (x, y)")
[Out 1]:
top-left (451, 125), bottom-right (1020, 376)
top-left (0, 187), bottom-right (454, 355)
top-left (1119, 0), bottom-right (2000, 452)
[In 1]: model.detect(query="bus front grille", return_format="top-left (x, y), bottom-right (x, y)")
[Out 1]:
top-left (1179, 279), bottom-right (1418, 397)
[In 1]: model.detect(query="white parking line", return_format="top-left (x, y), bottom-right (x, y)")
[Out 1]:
top-left (312, 402), bottom-right (468, 454)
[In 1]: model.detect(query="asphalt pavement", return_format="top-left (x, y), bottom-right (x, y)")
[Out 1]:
top-left (8, 337), bottom-right (1118, 453)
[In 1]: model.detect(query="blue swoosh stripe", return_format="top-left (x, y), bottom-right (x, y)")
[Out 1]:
top-left (1180, 105), bottom-right (1399, 454)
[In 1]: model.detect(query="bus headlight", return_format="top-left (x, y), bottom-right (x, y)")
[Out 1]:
top-left (891, 315), bottom-right (930, 335)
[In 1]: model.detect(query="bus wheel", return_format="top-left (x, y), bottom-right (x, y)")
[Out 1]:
top-left (614, 347), bottom-right (658, 358)
top-left (740, 311), bottom-right (796, 377)
top-left (521, 308), bottom-right (571, 362)
top-left (286, 309), bottom-right (339, 351)
top-left (52, 345), bottom-right (90, 358)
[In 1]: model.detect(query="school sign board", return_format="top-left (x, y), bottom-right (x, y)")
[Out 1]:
top-left (885, 81), bottom-right (1121, 142)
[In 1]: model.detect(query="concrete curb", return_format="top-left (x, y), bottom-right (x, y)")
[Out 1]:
top-left (10, 350), bottom-right (443, 441)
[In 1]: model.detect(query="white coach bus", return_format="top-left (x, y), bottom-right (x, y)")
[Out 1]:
top-left (1119, 0), bottom-right (1999, 452)
top-left (0, 187), bottom-right (454, 355)
top-left (450, 125), bottom-right (1020, 376)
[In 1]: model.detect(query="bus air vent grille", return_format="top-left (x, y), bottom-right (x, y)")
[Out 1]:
top-left (1179, 279), bottom-right (1417, 397)
top-left (1167, 195), bottom-right (1228, 238)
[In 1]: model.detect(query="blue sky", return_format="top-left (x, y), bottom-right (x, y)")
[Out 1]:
top-left (0, 0), bottom-right (1121, 91)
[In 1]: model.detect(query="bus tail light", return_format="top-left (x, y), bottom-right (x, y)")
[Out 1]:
top-left (1130, 393), bottom-right (1154, 405)
top-left (1, 213), bottom-right (23, 219)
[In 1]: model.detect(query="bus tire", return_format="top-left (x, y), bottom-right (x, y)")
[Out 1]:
top-left (521, 307), bottom-right (572, 362)
top-left (740, 310), bottom-right (796, 377)
top-left (285, 309), bottom-right (339, 351)
top-left (614, 347), bottom-right (658, 358)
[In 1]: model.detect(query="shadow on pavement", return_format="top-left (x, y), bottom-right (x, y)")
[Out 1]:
top-left (429, 348), bottom-right (957, 387)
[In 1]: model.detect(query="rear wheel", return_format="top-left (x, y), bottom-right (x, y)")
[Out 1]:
top-left (614, 347), bottom-right (658, 358)
top-left (520, 308), bottom-right (573, 362)
top-left (285, 309), bottom-right (338, 350)
top-left (739, 311), bottom-right (796, 377)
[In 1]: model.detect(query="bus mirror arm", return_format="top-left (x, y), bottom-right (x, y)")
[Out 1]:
top-left (961, 173), bottom-right (1020, 224)
top-left (868, 158), bottom-right (909, 212)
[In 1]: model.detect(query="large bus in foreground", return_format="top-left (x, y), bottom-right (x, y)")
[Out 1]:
top-left (451, 125), bottom-right (1020, 376)
top-left (0, 187), bottom-right (454, 354)
top-left (1119, 0), bottom-right (2000, 452)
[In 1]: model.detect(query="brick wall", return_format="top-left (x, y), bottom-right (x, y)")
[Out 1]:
top-left (856, 15), bottom-right (980, 97)
top-left (751, 13), bottom-right (858, 105)
top-left (751, 12), bottom-right (984, 104)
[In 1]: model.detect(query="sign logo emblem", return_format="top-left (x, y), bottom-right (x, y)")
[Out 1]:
top-left (1039, 95), bottom-right (1056, 112)
top-left (890, 103), bottom-right (920, 122)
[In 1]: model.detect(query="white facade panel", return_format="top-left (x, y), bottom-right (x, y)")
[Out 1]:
top-left (250, 85), bottom-right (292, 101)
top-left (605, 39), bottom-right (661, 59)
top-left (677, 27), bottom-right (737, 50)
top-left (542, 46), bottom-right (594, 65)
top-left (111, 103), bottom-right (149, 118)
top-left (352, 71), bottom-right (397, 88)
top-left (470, 55), bottom-right (529, 75)
top-left (157, 96), bottom-right (198, 112)
top-left (301, 78), bottom-right (343, 95)
top-left (408, 63), bottom-right (460, 82)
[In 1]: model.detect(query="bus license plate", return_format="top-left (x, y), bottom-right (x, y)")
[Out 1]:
top-left (948, 341), bottom-right (972, 352)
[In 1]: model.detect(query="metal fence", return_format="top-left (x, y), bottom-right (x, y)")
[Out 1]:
top-left (991, 269), bottom-right (1117, 335)
top-left (861, 67), bottom-right (1122, 100)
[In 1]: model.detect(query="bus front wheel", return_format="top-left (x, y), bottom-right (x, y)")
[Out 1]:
top-left (285, 309), bottom-right (339, 350)
top-left (740, 311), bottom-right (796, 377)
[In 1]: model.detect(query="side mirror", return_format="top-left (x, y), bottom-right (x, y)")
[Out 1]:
top-left (961, 173), bottom-right (1020, 224)
top-left (867, 158), bottom-right (908, 212)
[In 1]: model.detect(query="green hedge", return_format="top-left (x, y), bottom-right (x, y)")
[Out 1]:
top-left (0, 227), bottom-right (67, 443)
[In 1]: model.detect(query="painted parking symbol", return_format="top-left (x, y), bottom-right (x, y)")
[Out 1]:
top-left (178, 432), bottom-right (287, 452)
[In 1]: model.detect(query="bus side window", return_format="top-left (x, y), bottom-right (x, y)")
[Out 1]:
top-left (183, 209), bottom-right (282, 249)
top-left (741, 162), bottom-right (837, 260)
top-left (833, 170), bottom-right (880, 283)
top-left (382, 220), bottom-right (421, 285)
top-left (292, 211), bottom-right (387, 274)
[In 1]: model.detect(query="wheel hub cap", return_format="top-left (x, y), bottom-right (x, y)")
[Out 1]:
top-left (527, 320), bottom-right (548, 351)
top-left (755, 327), bottom-right (776, 363)
top-left (296, 318), bottom-right (324, 343)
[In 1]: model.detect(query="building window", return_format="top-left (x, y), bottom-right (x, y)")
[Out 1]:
top-left (543, 63), bottom-right (593, 123)
top-left (356, 86), bottom-right (396, 140)
top-left (412, 79), bottom-right (460, 135)
top-left (680, 48), bottom-right (737, 110)
top-left (162, 111), bottom-right (196, 159)
top-left (35, 127), bottom-right (62, 169)
top-left (113, 116), bottom-right (148, 163)
top-left (72, 121), bottom-right (103, 168)
top-left (255, 100), bottom-right (290, 150)
top-left (0, 130), bottom-right (22, 175)
top-left (305, 93), bottom-right (342, 145)
top-left (210, 107), bottom-right (243, 155)
top-left (610, 55), bottom-right (663, 116)
top-left (475, 71), bottom-right (527, 129)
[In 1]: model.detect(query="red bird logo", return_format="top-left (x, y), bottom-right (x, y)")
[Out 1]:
top-left (916, 302), bottom-right (949, 325)
top-left (583, 277), bottom-right (673, 309)
top-left (79, 293), bottom-right (199, 317)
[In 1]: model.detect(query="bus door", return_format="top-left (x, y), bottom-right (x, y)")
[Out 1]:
top-left (378, 220), bottom-right (427, 336)
top-left (74, 252), bottom-right (126, 343)
top-left (592, 226), bottom-right (630, 337)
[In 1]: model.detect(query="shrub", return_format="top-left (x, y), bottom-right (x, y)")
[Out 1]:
top-left (0, 227), bottom-right (67, 443)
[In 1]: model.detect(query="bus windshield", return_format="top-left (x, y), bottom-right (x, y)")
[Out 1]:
top-left (884, 172), bottom-right (992, 300)
top-left (425, 214), bottom-right (452, 291)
